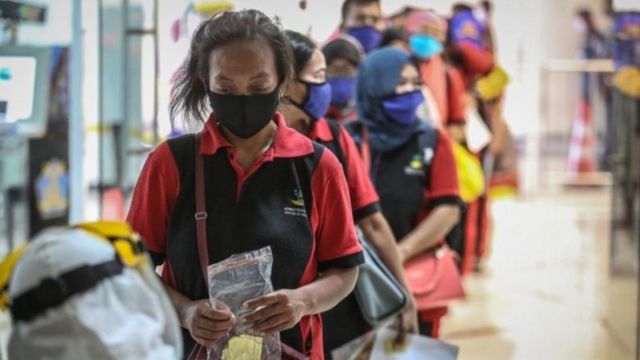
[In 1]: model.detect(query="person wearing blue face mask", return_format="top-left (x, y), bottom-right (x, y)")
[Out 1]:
top-left (340, 0), bottom-right (385, 54)
top-left (279, 31), bottom-right (418, 358)
top-left (347, 47), bottom-right (463, 339)
top-left (409, 33), bottom-right (443, 60)
top-left (322, 36), bottom-right (363, 122)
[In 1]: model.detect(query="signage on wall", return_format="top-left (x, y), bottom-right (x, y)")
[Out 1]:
top-left (35, 158), bottom-right (69, 220)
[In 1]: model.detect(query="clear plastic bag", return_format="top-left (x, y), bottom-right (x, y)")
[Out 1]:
top-left (207, 247), bottom-right (281, 360)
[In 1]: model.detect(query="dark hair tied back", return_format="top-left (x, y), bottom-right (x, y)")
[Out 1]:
top-left (284, 30), bottom-right (317, 75)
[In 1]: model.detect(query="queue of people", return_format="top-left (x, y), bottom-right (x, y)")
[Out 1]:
top-left (0, 1), bottom-right (516, 359)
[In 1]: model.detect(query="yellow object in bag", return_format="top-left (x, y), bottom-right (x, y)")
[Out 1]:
top-left (452, 141), bottom-right (485, 202)
top-left (613, 66), bottom-right (640, 99)
top-left (476, 66), bottom-right (510, 101)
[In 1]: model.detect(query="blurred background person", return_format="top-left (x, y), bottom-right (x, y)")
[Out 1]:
top-left (279, 30), bottom-right (418, 357)
top-left (0, 222), bottom-right (183, 359)
top-left (322, 35), bottom-right (363, 122)
top-left (338, 0), bottom-right (385, 53)
top-left (348, 47), bottom-right (463, 338)
top-left (379, 27), bottom-right (410, 52)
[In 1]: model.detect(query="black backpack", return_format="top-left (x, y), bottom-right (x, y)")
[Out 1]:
top-left (345, 122), bottom-right (466, 261)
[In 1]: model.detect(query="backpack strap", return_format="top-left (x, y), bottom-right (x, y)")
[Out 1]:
top-left (291, 143), bottom-right (325, 219)
top-left (289, 142), bottom-right (323, 356)
top-left (417, 127), bottom-right (440, 189)
top-left (344, 121), bottom-right (372, 176)
top-left (326, 119), bottom-right (349, 179)
top-left (167, 133), bottom-right (197, 185)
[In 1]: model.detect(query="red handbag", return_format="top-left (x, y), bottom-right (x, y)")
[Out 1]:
top-left (404, 246), bottom-right (465, 310)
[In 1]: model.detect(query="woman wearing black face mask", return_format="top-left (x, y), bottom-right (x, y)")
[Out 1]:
top-left (347, 47), bottom-right (462, 338)
top-left (278, 30), bottom-right (417, 357)
top-left (127, 10), bottom-right (363, 359)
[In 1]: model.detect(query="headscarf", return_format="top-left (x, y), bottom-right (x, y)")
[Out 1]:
top-left (355, 47), bottom-right (427, 152)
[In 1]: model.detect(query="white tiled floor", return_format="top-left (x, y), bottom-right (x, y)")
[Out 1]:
top-left (441, 189), bottom-right (637, 360)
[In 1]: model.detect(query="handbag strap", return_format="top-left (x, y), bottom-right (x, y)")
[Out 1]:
top-left (194, 133), bottom-right (209, 283)
top-left (326, 119), bottom-right (349, 179)
top-left (193, 135), bottom-right (314, 358)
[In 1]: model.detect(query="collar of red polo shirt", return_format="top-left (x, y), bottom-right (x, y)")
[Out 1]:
top-left (200, 112), bottom-right (314, 158)
top-left (308, 117), bottom-right (335, 143)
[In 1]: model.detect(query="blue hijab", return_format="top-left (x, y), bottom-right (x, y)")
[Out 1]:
top-left (355, 47), bottom-right (427, 153)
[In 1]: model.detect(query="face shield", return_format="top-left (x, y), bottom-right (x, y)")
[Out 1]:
top-left (0, 222), bottom-right (182, 359)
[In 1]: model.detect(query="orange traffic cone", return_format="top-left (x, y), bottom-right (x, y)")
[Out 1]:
top-left (102, 188), bottom-right (125, 220)
top-left (565, 100), bottom-right (606, 187)
top-left (568, 100), bottom-right (596, 173)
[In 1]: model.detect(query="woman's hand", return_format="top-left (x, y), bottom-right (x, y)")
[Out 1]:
top-left (181, 299), bottom-right (236, 348)
top-left (241, 289), bottom-right (308, 334)
top-left (397, 243), bottom-right (410, 263)
top-left (395, 300), bottom-right (419, 345)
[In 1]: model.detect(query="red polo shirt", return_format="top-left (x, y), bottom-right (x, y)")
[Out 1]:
top-left (446, 67), bottom-right (468, 125)
top-left (127, 113), bottom-right (362, 359)
top-left (308, 118), bottom-right (380, 220)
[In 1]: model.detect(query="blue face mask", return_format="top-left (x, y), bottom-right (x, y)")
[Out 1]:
top-left (327, 76), bottom-right (356, 107)
top-left (347, 26), bottom-right (382, 53)
top-left (382, 90), bottom-right (425, 127)
top-left (290, 80), bottom-right (332, 120)
top-left (409, 34), bottom-right (443, 60)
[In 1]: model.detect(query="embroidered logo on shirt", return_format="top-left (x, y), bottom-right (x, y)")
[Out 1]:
top-left (404, 148), bottom-right (434, 176)
top-left (284, 188), bottom-right (308, 217)
top-left (290, 188), bottom-right (305, 207)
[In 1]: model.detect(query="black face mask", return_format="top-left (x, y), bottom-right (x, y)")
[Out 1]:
top-left (208, 86), bottom-right (280, 139)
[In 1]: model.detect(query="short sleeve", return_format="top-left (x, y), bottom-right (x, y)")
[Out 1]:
top-left (126, 142), bottom-right (180, 266)
top-left (311, 149), bottom-right (364, 271)
top-left (446, 67), bottom-right (467, 125)
top-left (338, 126), bottom-right (381, 220)
top-left (426, 130), bottom-right (461, 206)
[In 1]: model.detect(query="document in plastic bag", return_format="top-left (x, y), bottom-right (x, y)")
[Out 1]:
top-left (207, 246), bottom-right (280, 360)
top-left (369, 328), bottom-right (459, 360)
